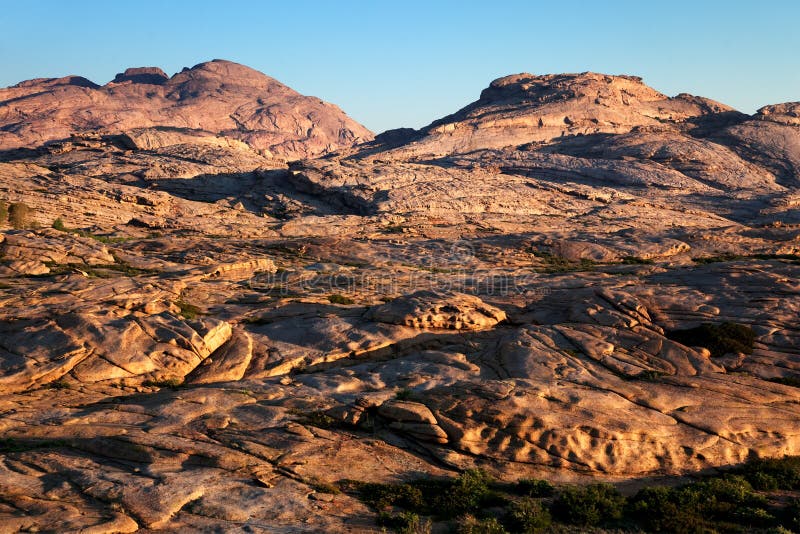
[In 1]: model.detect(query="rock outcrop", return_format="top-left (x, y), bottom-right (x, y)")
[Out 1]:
top-left (0, 59), bottom-right (373, 159)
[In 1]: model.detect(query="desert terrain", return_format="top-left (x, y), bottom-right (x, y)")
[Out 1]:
top-left (0, 60), bottom-right (799, 532)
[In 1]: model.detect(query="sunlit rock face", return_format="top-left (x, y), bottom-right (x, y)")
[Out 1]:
top-left (0, 65), bottom-right (799, 531)
top-left (0, 59), bottom-right (373, 159)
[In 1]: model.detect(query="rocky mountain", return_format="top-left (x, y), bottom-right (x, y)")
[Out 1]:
top-left (0, 59), bottom-right (373, 159)
top-left (1, 67), bottom-right (799, 532)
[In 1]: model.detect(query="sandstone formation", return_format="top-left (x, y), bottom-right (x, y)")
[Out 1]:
top-left (0, 66), bottom-right (799, 531)
top-left (0, 60), bottom-right (373, 159)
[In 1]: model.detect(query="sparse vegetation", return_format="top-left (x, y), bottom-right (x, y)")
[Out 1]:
top-left (35, 260), bottom-right (157, 279)
top-left (378, 511), bottom-right (432, 534)
top-left (51, 218), bottom-right (130, 243)
top-left (692, 253), bottom-right (800, 265)
top-left (46, 379), bottom-right (72, 390)
top-left (456, 515), bottom-right (507, 534)
top-left (175, 300), bottom-right (202, 320)
top-left (395, 388), bottom-right (414, 400)
top-left (8, 202), bottom-right (32, 229)
top-left (142, 377), bottom-right (183, 389)
top-left (328, 293), bottom-right (355, 305)
top-left (534, 251), bottom-right (596, 273)
top-left (666, 321), bottom-right (756, 358)
top-left (296, 410), bottom-right (338, 429)
top-left (620, 255), bottom-right (654, 265)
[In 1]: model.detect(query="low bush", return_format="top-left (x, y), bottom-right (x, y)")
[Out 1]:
top-left (551, 483), bottom-right (625, 526)
top-left (8, 202), bottom-right (32, 229)
top-left (377, 512), bottom-right (432, 534)
top-left (514, 478), bottom-right (554, 498)
top-left (737, 456), bottom-right (800, 491)
top-left (456, 515), bottom-right (507, 534)
top-left (435, 469), bottom-right (504, 518)
top-left (507, 497), bottom-right (551, 533)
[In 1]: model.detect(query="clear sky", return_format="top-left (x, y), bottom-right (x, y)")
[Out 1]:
top-left (1, 1), bottom-right (798, 133)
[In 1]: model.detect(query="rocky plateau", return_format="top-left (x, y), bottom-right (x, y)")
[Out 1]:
top-left (0, 62), bottom-right (799, 532)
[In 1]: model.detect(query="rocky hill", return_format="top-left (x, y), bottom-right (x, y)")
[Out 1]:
top-left (0, 59), bottom-right (373, 159)
top-left (0, 67), bottom-right (799, 532)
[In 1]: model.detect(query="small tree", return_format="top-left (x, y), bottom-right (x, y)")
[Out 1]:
top-left (8, 202), bottom-right (32, 229)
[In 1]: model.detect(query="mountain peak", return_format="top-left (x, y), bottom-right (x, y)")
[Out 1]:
top-left (111, 67), bottom-right (169, 85)
top-left (0, 60), bottom-right (372, 158)
top-left (393, 71), bottom-right (737, 156)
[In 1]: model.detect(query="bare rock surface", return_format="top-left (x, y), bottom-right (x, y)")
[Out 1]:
top-left (366, 290), bottom-right (507, 329)
top-left (1, 66), bottom-right (800, 531)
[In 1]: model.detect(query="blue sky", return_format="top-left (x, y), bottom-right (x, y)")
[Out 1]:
top-left (1, 1), bottom-right (798, 133)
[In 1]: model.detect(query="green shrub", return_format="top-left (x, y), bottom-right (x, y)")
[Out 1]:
top-left (514, 478), bottom-right (554, 497)
top-left (507, 497), bottom-right (551, 533)
top-left (738, 456), bottom-right (800, 491)
top-left (628, 486), bottom-right (706, 533)
top-left (377, 511), bottom-right (431, 534)
top-left (551, 483), bottom-right (625, 526)
top-left (346, 469), bottom-right (502, 520)
top-left (395, 388), bottom-right (413, 400)
top-left (630, 475), bottom-right (770, 531)
top-left (666, 322), bottom-right (756, 358)
top-left (456, 515), bottom-right (507, 534)
top-left (8, 202), bottom-right (32, 229)
top-left (47, 379), bottom-right (72, 390)
top-left (785, 498), bottom-right (800, 531)
top-left (347, 481), bottom-right (425, 511)
top-left (435, 469), bottom-right (500, 518)
top-left (52, 217), bottom-right (67, 231)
